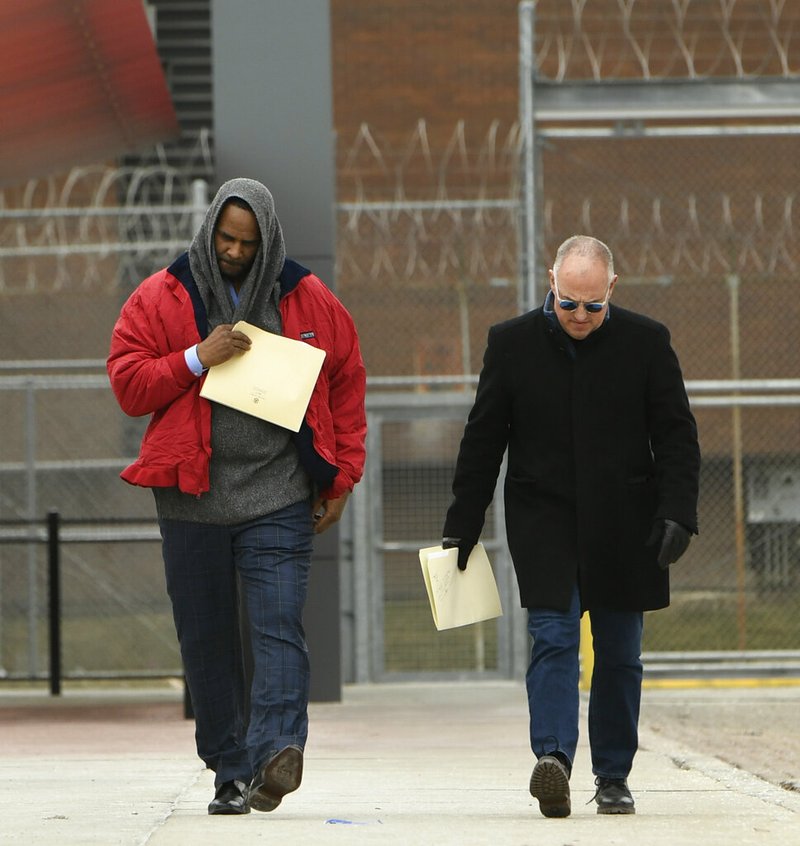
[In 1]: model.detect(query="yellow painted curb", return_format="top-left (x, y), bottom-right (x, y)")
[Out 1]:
top-left (643, 677), bottom-right (800, 689)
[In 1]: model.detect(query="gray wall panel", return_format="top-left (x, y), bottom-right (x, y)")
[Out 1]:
top-left (212, 0), bottom-right (335, 278)
top-left (212, 0), bottom-right (340, 700)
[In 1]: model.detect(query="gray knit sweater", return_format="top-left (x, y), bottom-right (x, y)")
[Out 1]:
top-left (154, 179), bottom-right (311, 525)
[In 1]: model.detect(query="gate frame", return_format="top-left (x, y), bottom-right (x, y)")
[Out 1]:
top-left (347, 390), bottom-right (530, 683)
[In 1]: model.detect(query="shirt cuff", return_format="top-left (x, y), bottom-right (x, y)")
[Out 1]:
top-left (184, 345), bottom-right (206, 377)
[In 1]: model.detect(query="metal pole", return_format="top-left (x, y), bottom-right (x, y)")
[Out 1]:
top-left (47, 510), bottom-right (61, 696)
top-left (727, 274), bottom-right (747, 649)
top-left (351, 418), bottom-right (378, 682)
top-left (472, 621), bottom-right (485, 672)
top-left (25, 380), bottom-right (38, 675)
top-left (191, 179), bottom-right (208, 233)
top-left (0, 527), bottom-right (3, 676)
top-left (457, 281), bottom-right (471, 381)
top-left (368, 419), bottom-right (385, 680)
top-left (518, 1), bottom-right (537, 315)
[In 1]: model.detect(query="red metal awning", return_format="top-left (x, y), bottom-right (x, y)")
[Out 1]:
top-left (0, 0), bottom-right (179, 187)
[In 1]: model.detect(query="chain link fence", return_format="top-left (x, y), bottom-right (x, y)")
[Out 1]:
top-left (1, 0), bottom-right (799, 680)
top-left (331, 0), bottom-right (800, 679)
top-left (352, 389), bottom-right (800, 683)
top-left (2, 126), bottom-right (799, 682)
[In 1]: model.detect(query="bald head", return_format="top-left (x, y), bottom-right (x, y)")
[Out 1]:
top-left (552, 235), bottom-right (615, 285)
top-left (548, 235), bottom-right (617, 340)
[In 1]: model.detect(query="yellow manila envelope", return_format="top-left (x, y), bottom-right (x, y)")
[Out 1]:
top-left (199, 321), bottom-right (326, 432)
top-left (418, 543), bottom-right (503, 631)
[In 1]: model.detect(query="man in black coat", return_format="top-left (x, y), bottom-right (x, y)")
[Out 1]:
top-left (442, 235), bottom-right (700, 817)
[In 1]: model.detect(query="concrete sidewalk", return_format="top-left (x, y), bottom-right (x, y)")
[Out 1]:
top-left (1, 682), bottom-right (799, 845)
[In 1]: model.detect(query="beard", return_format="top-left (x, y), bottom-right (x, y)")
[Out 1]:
top-left (217, 256), bottom-right (251, 284)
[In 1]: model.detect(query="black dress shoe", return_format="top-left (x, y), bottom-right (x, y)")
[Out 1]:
top-left (529, 755), bottom-right (571, 818)
top-left (248, 745), bottom-right (304, 812)
top-left (208, 779), bottom-right (249, 815)
top-left (593, 777), bottom-right (635, 814)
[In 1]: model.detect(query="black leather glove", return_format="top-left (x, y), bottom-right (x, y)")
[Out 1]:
top-left (647, 519), bottom-right (691, 570)
top-left (442, 537), bottom-right (474, 571)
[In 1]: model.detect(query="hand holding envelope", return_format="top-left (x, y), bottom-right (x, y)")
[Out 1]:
top-left (197, 323), bottom-right (253, 366)
top-left (200, 320), bottom-right (326, 432)
top-left (418, 542), bottom-right (503, 631)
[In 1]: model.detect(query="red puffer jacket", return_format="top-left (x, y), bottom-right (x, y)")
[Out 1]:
top-left (107, 254), bottom-right (366, 500)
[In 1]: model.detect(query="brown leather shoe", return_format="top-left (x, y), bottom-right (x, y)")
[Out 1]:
top-left (248, 745), bottom-right (304, 812)
top-left (529, 755), bottom-right (571, 818)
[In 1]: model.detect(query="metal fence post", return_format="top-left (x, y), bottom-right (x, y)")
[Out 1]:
top-left (26, 379), bottom-right (39, 676)
top-left (47, 509), bottom-right (61, 696)
top-left (191, 179), bottom-right (208, 233)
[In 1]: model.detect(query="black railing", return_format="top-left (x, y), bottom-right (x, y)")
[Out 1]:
top-left (47, 510), bottom-right (61, 695)
top-left (0, 512), bottom-right (183, 698)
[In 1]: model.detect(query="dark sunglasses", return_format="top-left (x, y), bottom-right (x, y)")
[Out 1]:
top-left (553, 277), bottom-right (610, 313)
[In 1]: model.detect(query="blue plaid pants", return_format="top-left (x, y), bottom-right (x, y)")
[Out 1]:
top-left (160, 500), bottom-right (314, 786)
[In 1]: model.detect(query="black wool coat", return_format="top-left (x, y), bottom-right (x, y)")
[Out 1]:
top-left (443, 304), bottom-right (701, 613)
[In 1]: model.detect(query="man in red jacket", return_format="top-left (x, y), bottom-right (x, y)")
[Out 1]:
top-left (108, 178), bottom-right (366, 815)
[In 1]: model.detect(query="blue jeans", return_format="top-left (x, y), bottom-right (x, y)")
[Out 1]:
top-left (160, 500), bottom-right (314, 786)
top-left (526, 585), bottom-right (643, 779)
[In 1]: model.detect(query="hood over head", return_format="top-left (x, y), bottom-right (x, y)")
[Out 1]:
top-left (188, 178), bottom-right (286, 329)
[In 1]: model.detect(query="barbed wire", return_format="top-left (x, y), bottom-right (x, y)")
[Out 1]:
top-left (534, 0), bottom-right (800, 81)
top-left (543, 192), bottom-right (800, 278)
top-left (336, 120), bottom-right (523, 286)
top-left (0, 131), bottom-right (213, 292)
top-left (2, 120), bottom-right (800, 292)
